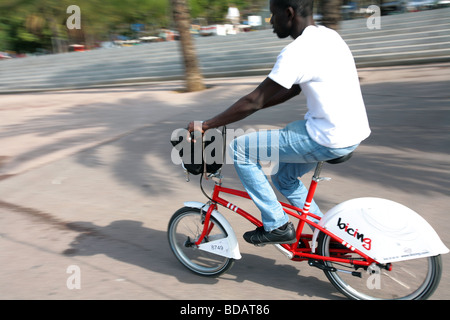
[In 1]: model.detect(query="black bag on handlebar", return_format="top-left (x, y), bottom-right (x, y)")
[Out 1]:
top-left (170, 127), bottom-right (224, 175)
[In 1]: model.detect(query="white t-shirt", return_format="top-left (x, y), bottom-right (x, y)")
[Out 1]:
top-left (268, 25), bottom-right (371, 148)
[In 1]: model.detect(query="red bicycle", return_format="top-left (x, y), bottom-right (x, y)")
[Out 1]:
top-left (168, 137), bottom-right (448, 300)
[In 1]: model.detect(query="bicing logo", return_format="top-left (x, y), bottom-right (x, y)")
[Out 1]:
top-left (336, 217), bottom-right (372, 251)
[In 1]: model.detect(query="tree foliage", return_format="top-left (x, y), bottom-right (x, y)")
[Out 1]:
top-left (0, 0), bottom-right (268, 53)
top-left (0, 0), bottom-right (171, 52)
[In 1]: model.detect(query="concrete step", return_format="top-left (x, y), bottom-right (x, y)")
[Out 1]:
top-left (0, 7), bottom-right (449, 93)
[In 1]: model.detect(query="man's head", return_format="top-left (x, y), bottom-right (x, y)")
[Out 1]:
top-left (270, 0), bottom-right (314, 39)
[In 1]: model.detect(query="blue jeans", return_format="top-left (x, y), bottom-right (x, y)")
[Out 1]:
top-left (229, 120), bottom-right (358, 232)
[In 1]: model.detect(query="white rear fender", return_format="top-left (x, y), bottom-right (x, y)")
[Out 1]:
top-left (184, 201), bottom-right (241, 260)
top-left (312, 198), bottom-right (448, 263)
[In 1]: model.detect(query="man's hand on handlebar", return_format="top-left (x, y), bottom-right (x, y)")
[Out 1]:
top-left (187, 120), bottom-right (204, 134)
top-left (187, 121), bottom-right (204, 142)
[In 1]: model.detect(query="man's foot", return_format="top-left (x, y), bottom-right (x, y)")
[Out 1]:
top-left (243, 222), bottom-right (296, 245)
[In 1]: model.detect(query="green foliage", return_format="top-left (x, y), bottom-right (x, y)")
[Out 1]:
top-left (0, 0), bottom-right (267, 53)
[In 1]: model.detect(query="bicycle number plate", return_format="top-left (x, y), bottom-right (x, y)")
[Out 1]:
top-left (198, 238), bottom-right (231, 258)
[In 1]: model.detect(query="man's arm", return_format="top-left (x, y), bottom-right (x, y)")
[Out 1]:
top-left (262, 83), bottom-right (301, 109)
top-left (188, 77), bottom-right (301, 132)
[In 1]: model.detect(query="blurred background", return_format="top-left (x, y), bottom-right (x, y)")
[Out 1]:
top-left (0, 0), bottom-right (449, 92)
top-left (1, 0), bottom-right (449, 54)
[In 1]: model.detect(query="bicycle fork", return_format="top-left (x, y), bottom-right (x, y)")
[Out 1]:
top-left (194, 203), bottom-right (216, 246)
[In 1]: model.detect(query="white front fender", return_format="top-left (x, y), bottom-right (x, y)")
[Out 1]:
top-left (184, 201), bottom-right (242, 260)
top-left (312, 198), bottom-right (448, 263)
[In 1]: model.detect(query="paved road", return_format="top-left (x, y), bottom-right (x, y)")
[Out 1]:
top-left (0, 63), bottom-right (449, 301)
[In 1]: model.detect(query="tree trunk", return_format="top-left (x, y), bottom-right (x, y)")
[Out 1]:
top-left (319, 0), bottom-right (342, 31)
top-left (170, 0), bottom-right (205, 92)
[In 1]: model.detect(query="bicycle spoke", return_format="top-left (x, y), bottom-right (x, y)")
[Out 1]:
top-left (168, 207), bottom-right (235, 277)
top-left (318, 232), bottom-right (442, 300)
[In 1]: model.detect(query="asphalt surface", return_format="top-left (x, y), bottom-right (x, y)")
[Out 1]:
top-left (0, 63), bottom-right (449, 301)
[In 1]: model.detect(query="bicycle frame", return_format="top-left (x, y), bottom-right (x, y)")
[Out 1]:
top-left (194, 162), bottom-right (379, 269)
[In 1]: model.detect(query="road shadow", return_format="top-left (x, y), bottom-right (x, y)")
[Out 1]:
top-left (62, 219), bottom-right (341, 300)
top-left (2, 78), bottom-right (449, 199)
top-left (2, 77), bottom-right (449, 299)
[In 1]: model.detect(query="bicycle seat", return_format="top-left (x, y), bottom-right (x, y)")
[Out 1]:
top-left (326, 152), bottom-right (353, 164)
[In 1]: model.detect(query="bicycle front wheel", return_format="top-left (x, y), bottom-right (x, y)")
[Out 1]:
top-left (168, 207), bottom-right (235, 277)
top-left (318, 232), bottom-right (442, 300)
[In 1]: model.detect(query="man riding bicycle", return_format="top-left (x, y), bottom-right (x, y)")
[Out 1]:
top-left (187, 0), bottom-right (370, 246)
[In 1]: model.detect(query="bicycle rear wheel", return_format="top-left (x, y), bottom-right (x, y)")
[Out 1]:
top-left (317, 232), bottom-right (442, 300)
top-left (168, 207), bottom-right (235, 277)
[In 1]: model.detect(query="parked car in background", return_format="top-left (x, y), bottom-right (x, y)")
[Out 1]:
top-left (0, 52), bottom-right (12, 59)
top-left (380, 0), bottom-right (440, 14)
top-left (380, 1), bottom-right (407, 15)
top-left (436, 0), bottom-right (450, 7)
top-left (69, 44), bottom-right (86, 52)
top-left (406, 0), bottom-right (438, 11)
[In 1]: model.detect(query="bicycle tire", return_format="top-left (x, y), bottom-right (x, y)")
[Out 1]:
top-left (317, 232), bottom-right (442, 300)
top-left (168, 206), bottom-right (235, 277)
